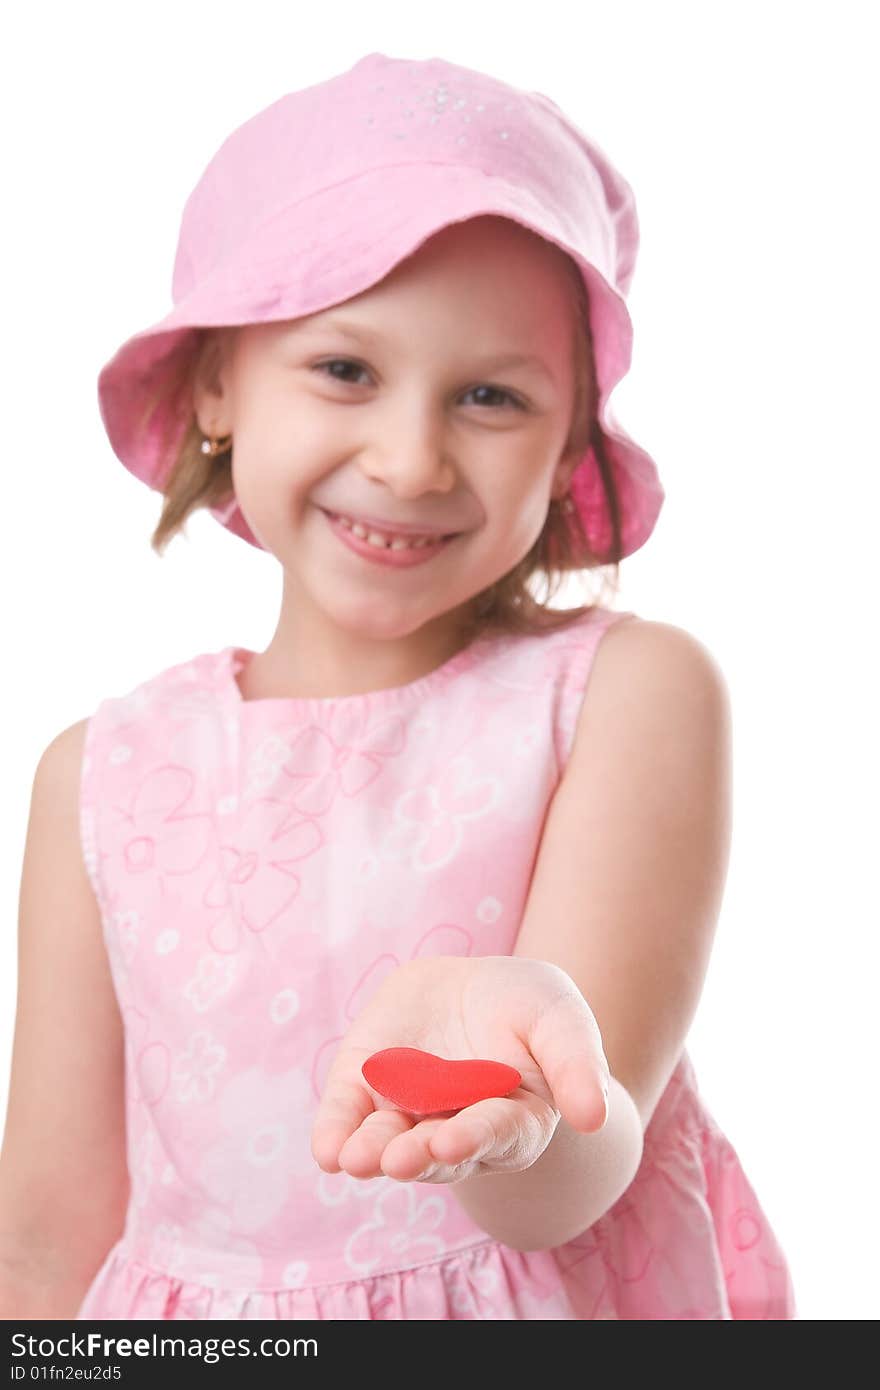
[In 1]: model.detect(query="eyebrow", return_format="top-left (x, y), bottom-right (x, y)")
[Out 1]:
top-left (301, 315), bottom-right (556, 383)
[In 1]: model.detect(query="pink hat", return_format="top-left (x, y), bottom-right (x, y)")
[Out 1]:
top-left (97, 51), bottom-right (664, 561)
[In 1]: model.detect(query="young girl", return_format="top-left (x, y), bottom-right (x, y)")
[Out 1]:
top-left (0, 52), bottom-right (796, 1320)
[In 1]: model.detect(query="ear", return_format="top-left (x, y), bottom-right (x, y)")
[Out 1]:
top-left (550, 454), bottom-right (580, 502)
top-left (192, 328), bottom-right (235, 436)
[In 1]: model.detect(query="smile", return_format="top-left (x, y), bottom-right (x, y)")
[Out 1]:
top-left (321, 509), bottom-right (459, 568)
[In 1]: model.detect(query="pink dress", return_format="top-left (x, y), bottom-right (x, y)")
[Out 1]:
top-left (74, 606), bottom-right (796, 1320)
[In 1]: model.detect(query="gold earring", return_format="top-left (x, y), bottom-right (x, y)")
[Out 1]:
top-left (200, 432), bottom-right (233, 457)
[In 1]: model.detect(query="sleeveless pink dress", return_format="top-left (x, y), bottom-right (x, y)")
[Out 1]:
top-left (74, 606), bottom-right (796, 1320)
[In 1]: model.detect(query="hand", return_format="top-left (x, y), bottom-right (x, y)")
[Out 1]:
top-left (310, 955), bottom-right (611, 1186)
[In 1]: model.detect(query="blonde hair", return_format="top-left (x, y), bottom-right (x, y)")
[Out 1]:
top-left (145, 256), bottom-right (623, 639)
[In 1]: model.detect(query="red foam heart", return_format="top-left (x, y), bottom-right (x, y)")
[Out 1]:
top-left (362, 1047), bottom-right (522, 1115)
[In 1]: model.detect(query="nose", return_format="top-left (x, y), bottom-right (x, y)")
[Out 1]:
top-left (358, 399), bottom-right (458, 500)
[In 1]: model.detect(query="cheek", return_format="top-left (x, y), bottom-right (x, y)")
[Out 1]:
top-left (484, 474), bottom-right (551, 544)
top-left (509, 504), bottom-right (550, 558)
top-left (229, 400), bottom-right (348, 495)
top-left (231, 442), bottom-right (310, 505)
top-left (228, 454), bottom-right (292, 548)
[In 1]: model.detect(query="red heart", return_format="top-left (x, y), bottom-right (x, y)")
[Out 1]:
top-left (361, 1047), bottom-right (522, 1115)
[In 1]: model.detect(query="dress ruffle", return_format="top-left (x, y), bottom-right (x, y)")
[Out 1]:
top-left (76, 1104), bottom-right (795, 1321)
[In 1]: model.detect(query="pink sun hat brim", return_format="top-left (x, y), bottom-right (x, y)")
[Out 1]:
top-left (96, 54), bottom-right (664, 561)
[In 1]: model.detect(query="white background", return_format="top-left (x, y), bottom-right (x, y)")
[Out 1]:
top-left (2, 1), bottom-right (877, 1320)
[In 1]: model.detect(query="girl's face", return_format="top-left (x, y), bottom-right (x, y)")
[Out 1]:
top-left (196, 215), bottom-right (586, 653)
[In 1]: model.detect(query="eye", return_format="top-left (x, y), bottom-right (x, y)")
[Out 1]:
top-left (313, 358), bottom-right (371, 386)
top-left (312, 358), bottom-right (526, 411)
top-left (462, 384), bottom-right (525, 411)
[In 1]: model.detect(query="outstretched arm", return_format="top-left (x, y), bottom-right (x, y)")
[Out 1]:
top-left (449, 619), bottom-right (732, 1250)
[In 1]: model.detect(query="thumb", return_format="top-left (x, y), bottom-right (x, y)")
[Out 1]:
top-left (525, 983), bottom-right (611, 1134)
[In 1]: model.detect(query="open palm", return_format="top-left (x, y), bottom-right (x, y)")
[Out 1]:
top-left (310, 955), bottom-right (610, 1186)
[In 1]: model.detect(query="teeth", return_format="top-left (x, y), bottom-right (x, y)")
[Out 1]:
top-left (334, 513), bottom-right (443, 550)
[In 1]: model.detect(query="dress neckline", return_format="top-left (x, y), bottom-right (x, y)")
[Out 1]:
top-left (218, 606), bottom-right (621, 712)
top-left (221, 633), bottom-right (495, 711)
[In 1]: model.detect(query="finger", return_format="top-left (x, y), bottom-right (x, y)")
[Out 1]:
top-left (525, 982), bottom-right (611, 1133)
top-left (359, 1109), bottom-right (474, 1181)
top-left (381, 1117), bottom-right (493, 1185)
top-left (311, 1073), bottom-right (378, 1172)
top-left (427, 1093), bottom-right (555, 1171)
top-left (338, 1106), bottom-right (414, 1178)
top-left (370, 1109), bottom-right (500, 1182)
top-left (379, 1117), bottom-right (453, 1181)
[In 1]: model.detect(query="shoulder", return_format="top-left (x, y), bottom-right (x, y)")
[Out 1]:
top-left (28, 721), bottom-right (93, 849)
top-left (595, 613), bottom-right (727, 678)
top-left (36, 717), bottom-right (91, 784)
top-left (24, 721), bottom-right (94, 910)
top-left (567, 615), bottom-right (732, 793)
top-left (586, 615), bottom-right (730, 721)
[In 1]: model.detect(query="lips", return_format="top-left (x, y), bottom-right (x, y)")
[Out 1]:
top-left (322, 508), bottom-right (457, 568)
top-left (361, 1047), bottom-right (522, 1115)
top-left (322, 508), bottom-right (457, 543)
